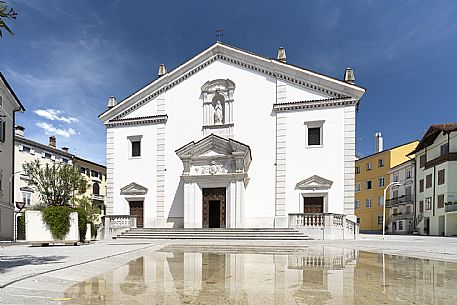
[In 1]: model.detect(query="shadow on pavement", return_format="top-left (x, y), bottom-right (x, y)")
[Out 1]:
top-left (0, 255), bottom-right (67, 273)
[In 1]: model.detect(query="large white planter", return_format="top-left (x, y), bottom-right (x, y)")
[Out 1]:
top-left (25, 210), bottom-right (79, 245)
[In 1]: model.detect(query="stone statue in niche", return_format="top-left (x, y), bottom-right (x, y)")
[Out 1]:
top-left (214, 101), bottom-right (223, 124)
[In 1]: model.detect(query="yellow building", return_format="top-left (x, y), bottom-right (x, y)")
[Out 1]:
top-left (355, 141), bottom-right (418, 233)
top-left (74, 156), bottom-right (107, 218)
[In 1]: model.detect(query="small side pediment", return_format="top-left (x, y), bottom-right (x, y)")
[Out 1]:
top-left (120, 182), bottom-right (148, 196)
top-left (296, 175), bottom-right (333, 190)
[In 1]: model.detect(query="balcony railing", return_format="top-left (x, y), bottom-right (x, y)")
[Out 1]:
top-left (288, 213), bottom-right (358, 240)
top-left (425, 152), bottom-right (457, 169)
top-left (386, 195), bottom-right (414, 207)
top-left (390, 212), bottom-right (414, 222)
top-left (445, 202), bottom-right (457, 213)
top-left (91, 194), bottom-right (105, 201)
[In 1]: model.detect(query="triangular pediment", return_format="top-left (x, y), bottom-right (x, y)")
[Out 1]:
top-left (120, 182), bottom-right (148, 196)
top-left (296, 175), bottom-right (333, 190)
top-left (176, 134), bottom-right (250, 159)
top-left (99, 42), bottom-right (365, 123)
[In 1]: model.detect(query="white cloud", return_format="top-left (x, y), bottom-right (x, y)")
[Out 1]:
top-left (34, 108), bottom-right (79, 123)
top-left (35, 122), bottom-right (76, 138)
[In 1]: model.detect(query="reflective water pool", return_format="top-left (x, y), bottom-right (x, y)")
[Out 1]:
top-left (65, 245), bottom-right (457, 304)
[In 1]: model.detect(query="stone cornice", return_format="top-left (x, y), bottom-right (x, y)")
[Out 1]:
top-left (15, 136), bottom-right (74, 158)
top-left (106, 115), bottom-right (168, 127)
top-left (273, 97), bottom-right (358, 112)
top-left (100, 43), bottom-right (365, 122)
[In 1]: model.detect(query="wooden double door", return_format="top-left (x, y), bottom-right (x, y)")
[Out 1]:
top-left (304, 197), bottom-right (324, 213)
top-left (202, 188), bottom-right (226, 228)
top-left (129, 201), bottom-right (144, 228)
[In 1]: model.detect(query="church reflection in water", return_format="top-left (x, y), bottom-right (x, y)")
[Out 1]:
top-left (65, 246), bottom-right (457, 304)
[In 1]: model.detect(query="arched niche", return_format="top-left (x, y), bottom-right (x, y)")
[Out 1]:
top-left (201, 79), bottom-right (235, 138)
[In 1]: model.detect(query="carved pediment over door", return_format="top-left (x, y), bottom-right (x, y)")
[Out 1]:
top-left (120, 182), bottom-right (148, 196)
top-left (296, 175), bottom-right (333, 190)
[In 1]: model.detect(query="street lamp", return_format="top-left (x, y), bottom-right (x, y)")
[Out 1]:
top-left (383, 181), bottom-right (402, 239)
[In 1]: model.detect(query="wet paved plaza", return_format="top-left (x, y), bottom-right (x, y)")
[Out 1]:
top-left (64, 245), bottom-right (457, 304)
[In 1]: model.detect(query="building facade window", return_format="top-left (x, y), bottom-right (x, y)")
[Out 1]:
top-left (393, 174), bottom-right (399, 182)
top-left (365, 198), bottom-right (372, 208)
top-left (93, 182), bottom-right (100, 196)
top-left (304, 120), bottom-right (324, 147)
top-left (438, 194), bottom-right (445, 209)
top-left (378, 177), bottom-right (385, 187)
top-left (440, 143), bottom-right (449, 156)
top-left (378, 195), bottom-right (384, 207)
top-left (378, 159), bottom-right (384, 167)
top-left (377, 215), bottom-right (383, 225)
top-left (366, 180), bottom-right (372, 190)
top-left (406, 169), bottom-right (412, 179)
top-left (0, 120), bottom-right (5, 143)
top-left (393, 190), bottom-right (398, 199)
top-left (406, 205), bottom-right (411, 214)
top-left (438, 169), bottom-right (445, 185)
top-left (355, 166), bottom-right (360, 174)
top-left (419, 179), bottom-right (424, 192)
top-left (399, 221), bottom-right (403, 230)
top-left (420, 154), bottom-right (426, 168)
top-left (425, 197), bottom-right (432, 210)
top-left (355, 183), bottom-right (361, 192)
top-left (128, 135), bottom-right (143, 158)
top-left (355, 200), bottom-right (360, 209)
top-left (21, 191), bottom-right (32, 206)
top-left (366, 163), bottom-right (372, 171)
top-left (419, 200), bottom-right (424, 213)
top-left (426, 174), bottom-right (432, 189)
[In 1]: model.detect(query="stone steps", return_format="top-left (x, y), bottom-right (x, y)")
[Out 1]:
top-left (114, 228), bottom-right (311, 240)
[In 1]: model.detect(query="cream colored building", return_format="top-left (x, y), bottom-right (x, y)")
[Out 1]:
top-left (74, 156), bottom-right (107, 217)
top-left (0, 73), bottom-right (25, 241)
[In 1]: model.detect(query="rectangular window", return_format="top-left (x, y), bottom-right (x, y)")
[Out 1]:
top-left (355, 183), bottom-right (361, 192)
top-left (21, 192), bottom-right (32, 206)
top-left (378, 159), bottom-right (384, 167)
top-left (62, 158), bottom-right (69, 164)
top-left (406, 206), bottom-right (411, 214)
top-left (131, 140), bottom-right (141, 157)
top-left (399, 221), bottom-right (403, 230)
top-left (365, 198), bottom-right (372, 208)
top-left (23, 146), bottom-right (31, 153)
top-left (426, 174), bottom-right (432, 189)
top-left (419, 179), bottom-right (424, 193)
top-left (440, 143), bottom-right (449, 156)
top-left (438, 194), bottom-right (445, 209)
top-left (405, 186), bottom-right (412, 197)
top-left (377, 215), bottom-right (383, 225)
top-left (420, 154), bottom-right (426, 168)
top-left (366, 180), bottom-right (372, 190)
top-left (0, 120), bottom-right (5, 142)
top-left (378, 196), bottom-right (384, 207)
top-left (355, 166), bottom-right (360, 174)
top-left (44, 152), bottom-right (52, 159)
top-left (378, 177), bottom-right (385, 187)
top-left (393, 208), bottom-right (398, 214)
top-left (366, 163), bottom-right (372, 171)
top-left (393, 174), bottom-right (399, 182)
top-left (419, 200), bottom-right (424, 213)
top-left (425, 197), bottom-right (432, 210)
top-left (91, 170), bottom-right (99, 178)
top-left (307, 127), bottom-right (321, 146)
top-left (355, 200), bottom-right (360, 209)
top-left (393, 190), bottom-right (398, 198)
top-left (438, 169), bottom-right (445, 185)
top-left (406, 170), bottom-right (412, 179)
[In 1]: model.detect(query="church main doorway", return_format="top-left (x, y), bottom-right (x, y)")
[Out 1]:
top-left (202, 188), bottom-right (226, 228)
top-left (129, 201), bottom-right (144, 228)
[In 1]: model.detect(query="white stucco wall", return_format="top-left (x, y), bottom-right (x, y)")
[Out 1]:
top-left (106, 55), bottom-right (359, 228)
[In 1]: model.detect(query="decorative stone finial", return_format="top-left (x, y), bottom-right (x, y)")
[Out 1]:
top-left (158, 64), bottom-right (167, 77)
top-left (277, 47), bottom-right (286, 63)
top-left (344, 67), bottom-right (355, 84)
top-left (107, 96), bottom-right (117, 109)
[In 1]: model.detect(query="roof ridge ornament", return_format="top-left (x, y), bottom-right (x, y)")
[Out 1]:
top-left (344, 67), bottom-right (355, 84)
top-left (277, 47), bottom-right (286, 63)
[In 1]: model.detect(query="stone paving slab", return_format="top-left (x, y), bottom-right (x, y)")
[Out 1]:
top-left (1, 235), bottom-right (457, 304)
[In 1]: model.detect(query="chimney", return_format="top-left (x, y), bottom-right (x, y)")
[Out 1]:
top-left (107, 96), bottom-right (117, 109)
top-left (157, 64), bottom-right (167, 77)
top-left (49, 136), bottom-right (56, 148)
top-left (277, 47), bottom-right (286, 63)
top-left (344, 67), bottom-right (355, 84)
top-left (375, 132), bottom-right (383, 153)
top-left (15, 125), bottom-right (25, 137)
top-left (61, 147), bottom-right (69, 152)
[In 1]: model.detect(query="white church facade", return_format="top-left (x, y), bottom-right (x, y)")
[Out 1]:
top-left (99, 42), bottom-right (365, 232)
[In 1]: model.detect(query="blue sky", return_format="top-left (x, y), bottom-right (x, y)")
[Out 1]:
top-left (1, 0), bottom-right (456, 164)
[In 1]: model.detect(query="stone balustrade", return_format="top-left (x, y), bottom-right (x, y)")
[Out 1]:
top-left (101, 215), bottom-right (137, 239)
top-left (288, 213), bottom-right (358, 240)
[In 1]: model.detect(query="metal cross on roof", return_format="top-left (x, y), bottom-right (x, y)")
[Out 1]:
top-left (216, 28), bottom-right (224, 41)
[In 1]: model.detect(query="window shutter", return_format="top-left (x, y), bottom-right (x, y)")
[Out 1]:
top-left (0, 121), bottom-right (5, 142)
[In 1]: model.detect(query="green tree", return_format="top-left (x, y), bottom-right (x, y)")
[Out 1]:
top-left (0, 1), bottom-right (17, 37)
top-left (23, 160), bottom-right (89, 207)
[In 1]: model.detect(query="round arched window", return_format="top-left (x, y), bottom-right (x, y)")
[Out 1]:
top-left (93, 182), bottom-right (100, 195)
